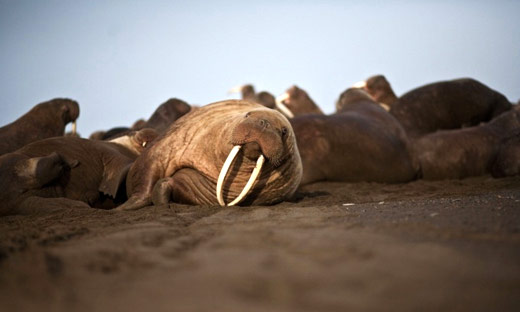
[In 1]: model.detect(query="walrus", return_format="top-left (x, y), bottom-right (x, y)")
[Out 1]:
top-left (354, 76), bottom-right (512, 138)
top-left (0, 129), bottom-right (158, 215)
top-left (352, 74), bottom-right (398, 108)
top-left (491, 129), bottom-right (520, 178)
top-left (116, 100), bottom-right (302, 210)
top-left (275, 85), bottom-right (324, 118)
top-left (228, 84), bottom-right (277, 109)
top-left (292, 89), bottom-right (417, 185)
top-left (413, 108), bottom-right (520, 180)
top-left (0, 98), bottom-right (80, 155)
top-left (90, 98), bottom-right (191, 140)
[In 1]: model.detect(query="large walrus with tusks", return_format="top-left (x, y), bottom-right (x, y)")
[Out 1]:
top-left (116, 100), bottom-right (302, 210)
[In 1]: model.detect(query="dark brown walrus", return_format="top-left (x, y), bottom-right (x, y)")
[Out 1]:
top-left (0, 98), bottom-right (80, 155)
top-left (0, 129), bottom-right (158, 215)
top-left (292, 88), bottom-right (417, 185)
top-left (491, 129), bottom-right (520, 178)
top-left (116, 100), bottom-right (302, 210)
top-left (413, 108), bottom-right (520, 180)
top-left (353, 75), bottom-right (512, 138)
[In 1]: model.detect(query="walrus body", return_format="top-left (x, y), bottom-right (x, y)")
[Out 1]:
top-left (0, 98), bottom-right (80, 155)
top-left (492, 130), bottom-right (520, 178)
top-left (0, 130), bottom-right (157, 215)
top-left (413, 108), bottom-right (520, 180)
top-left (392, 78), bottom-right (512, 138)
top-left (354, 76), bottom-right (512, 138)
top-left (291, 108), bottom-right (417, 185)
top-left (118, 100), bottom-right (302, 210)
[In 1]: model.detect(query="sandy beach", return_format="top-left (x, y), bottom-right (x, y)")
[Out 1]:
top-left (1, 175), bottom-right (519, 312)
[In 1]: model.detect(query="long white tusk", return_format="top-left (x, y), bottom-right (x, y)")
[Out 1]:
top-left (227, 85), bottom-right (243, 95)
top-left (275, 93), bottom-right (294, 118)
top-left (216, 145), bottom-right (242, 206)
top-left (216, 145), bottom-right (265, 206)
top-left (352, 80), bottom-right (367, 89)
top-left (71, 121), bottom-right (77, 135)
top-left (227, 154), bottom-right (265, 206)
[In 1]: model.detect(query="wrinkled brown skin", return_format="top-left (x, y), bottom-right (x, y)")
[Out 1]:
top-left (0, 98), bottom-right (80, 155)
top-left (280, 85), bottom-right (324, 116)
top-left (291, 99), bottom-right (418, 185)
top-left (236, 84), bottom-right (276, 109)
top-left (0, 133), bottom-right (157, 215)
top-left (117, 100), bottom-right (302, 210)
top-left (491, 129), bottom-right (520, 178)
top-left (413, 108), bottom-right (520, 180)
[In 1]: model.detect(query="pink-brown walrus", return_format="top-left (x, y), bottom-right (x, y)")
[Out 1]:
top-left (116, 100), bottom-right (302, 210)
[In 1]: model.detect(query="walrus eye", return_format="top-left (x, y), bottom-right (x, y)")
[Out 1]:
top-left (245, 112), bottom-right (251, 118)
top-left (281, 127), bottom-right (288, 136)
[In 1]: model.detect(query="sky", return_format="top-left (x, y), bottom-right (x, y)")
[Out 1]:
top-left (1, 0), bottom-right (519, 137)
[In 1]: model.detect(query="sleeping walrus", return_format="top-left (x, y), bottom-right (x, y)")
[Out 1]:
top-left (353, 75), bottom-right (512, 138)
top-left (116, 100), bottom-right (302, 210)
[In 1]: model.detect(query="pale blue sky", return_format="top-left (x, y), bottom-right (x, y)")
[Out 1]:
top-left (1, 0), bottom-right (519, 137)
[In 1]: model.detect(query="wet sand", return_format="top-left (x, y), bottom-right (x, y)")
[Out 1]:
top-left (1, 176), bottom-right (519, 312)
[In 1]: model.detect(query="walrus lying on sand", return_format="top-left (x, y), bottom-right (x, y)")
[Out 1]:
top-left (413, 108), bottom-right (520, 180)
top-left (292, 88), bottom-right (417, 185)
top-left (353, 75), bottom-right (512, 138)
top-left (0, 129), bottom-right (158, 215)
top-left (116, 100), bottom-right (302, 210)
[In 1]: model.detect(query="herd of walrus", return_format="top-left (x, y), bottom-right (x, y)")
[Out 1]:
top-left (1, 75), bottom-right (519, 215)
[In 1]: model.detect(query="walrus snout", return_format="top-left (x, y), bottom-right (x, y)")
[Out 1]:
top-left (231, 114), bottom-right (285, 167)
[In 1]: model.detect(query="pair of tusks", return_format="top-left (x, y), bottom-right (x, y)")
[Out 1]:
top-left (274, 93), bottom-right (295, 118)
top-left (216, 145), bottom-right (265, 207)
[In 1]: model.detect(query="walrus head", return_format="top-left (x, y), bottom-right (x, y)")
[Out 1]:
top-left (217, 108), bottom-right (295, 206)
top-left (351, 75), bottom-right (398, 107)
top-left (275, 85), bottom-right (322, 118)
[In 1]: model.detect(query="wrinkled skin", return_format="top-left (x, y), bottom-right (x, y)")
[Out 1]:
top-left (233, 84), bottom-right (276, 109)
top-left (0, 130), bottom-right (156, 215)
top-left (278, 85), bottom-right (324, 116)
top-left (0, 98), bottom-right (80, 155)
top-left (292, 91), bottom-right (417, 185)
top-left (413, 108), bottom-right (520, 180)
top-left (117, 100), bottom-right (302, 210)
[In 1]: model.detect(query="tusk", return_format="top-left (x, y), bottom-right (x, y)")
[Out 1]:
top-left (352, 80), bottom-right (367, 89)
top-left (142, 141), bottom-right (147, 147)
top-left (216, 145), bottom-right (242, 206)
top-left (216, 145), bottom-right (265, 206)
top-left (379, 103), bottom-right (390, 111)
top-left (71, 121), bottom-right (77, 135)
top-left (275, 93), bottom-right (294, 118)
top-left (228, 154), bottom-right (264, 206)
top-left (227, 85), bottom-right (243, 95)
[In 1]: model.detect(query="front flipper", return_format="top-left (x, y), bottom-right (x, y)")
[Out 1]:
top-left (114, 196), bottom-right (152, 211)
top-left (151, 168), bottom-right (217, 205)
top-left (99, 159), bottom-right (132, 199)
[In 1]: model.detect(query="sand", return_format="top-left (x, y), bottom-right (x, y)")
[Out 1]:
top-left (1, 175), bottom-right (519, 312)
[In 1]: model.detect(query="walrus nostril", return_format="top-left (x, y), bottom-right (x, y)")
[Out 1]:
top-left (259, 119), bottom-right (269, 128)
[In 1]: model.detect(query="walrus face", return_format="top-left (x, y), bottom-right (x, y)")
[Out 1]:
top-left (217, 108), bottom-right (293, 206)
top-left (230, 110), bottom-right (289, 167)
